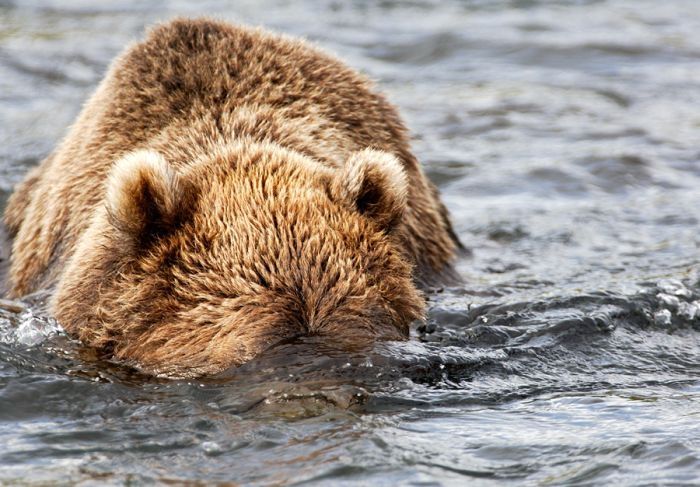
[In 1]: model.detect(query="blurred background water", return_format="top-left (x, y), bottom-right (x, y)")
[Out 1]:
top-left (1, 0), bottom-right (699, 485)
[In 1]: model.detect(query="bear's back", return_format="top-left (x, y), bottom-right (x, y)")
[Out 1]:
top-left (104, 19), bottom-right (414, 163)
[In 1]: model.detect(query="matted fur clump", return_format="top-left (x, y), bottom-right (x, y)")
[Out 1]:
top-left (3, 18), bottom-right (460, 377)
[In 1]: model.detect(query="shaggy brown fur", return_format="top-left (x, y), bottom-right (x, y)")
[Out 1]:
top-left (4, 19), bottom-right (460, 377)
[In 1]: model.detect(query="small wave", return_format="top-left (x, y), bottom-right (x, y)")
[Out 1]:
top-left (0, 299), bottom-right (62, 346)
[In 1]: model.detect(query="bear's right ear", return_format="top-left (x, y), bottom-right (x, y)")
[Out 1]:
top-left (106, 150), bottom-right (195, 243)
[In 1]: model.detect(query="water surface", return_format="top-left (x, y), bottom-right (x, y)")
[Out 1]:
top-left (1, 0), bottom-right (699, 484)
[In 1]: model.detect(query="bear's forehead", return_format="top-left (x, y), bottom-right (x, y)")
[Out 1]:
top-left (190, 161), bottom-right (332, 205)
top-left (187, 140), bottom-right (334, 178)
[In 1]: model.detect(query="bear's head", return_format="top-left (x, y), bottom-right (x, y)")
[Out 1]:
top-left (52, 142), bottom-right (423, 377)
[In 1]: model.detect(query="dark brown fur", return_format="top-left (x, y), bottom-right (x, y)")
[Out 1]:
top-left (4, 19), bottom-right (460, 377)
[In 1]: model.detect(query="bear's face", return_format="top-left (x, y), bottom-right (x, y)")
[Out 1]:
top-left (52, 143), bottom-right (423, 377)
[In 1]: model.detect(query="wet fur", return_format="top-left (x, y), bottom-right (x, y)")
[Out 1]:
top-left (3, 19), bottom-right (460, 376)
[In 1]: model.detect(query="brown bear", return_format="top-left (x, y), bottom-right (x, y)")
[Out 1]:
top-left (3, 18), bottom-right (461, 377)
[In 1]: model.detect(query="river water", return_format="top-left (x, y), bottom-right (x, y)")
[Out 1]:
top-left (1, 0), bottom-right (699, 485)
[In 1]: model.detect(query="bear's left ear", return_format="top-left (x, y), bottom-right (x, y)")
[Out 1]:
top-left (106, 150), bottom-right (196, 244)
top-left (332, 148), bottom-right (408, 230)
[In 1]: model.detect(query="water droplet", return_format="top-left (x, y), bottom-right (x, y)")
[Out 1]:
top-left (657, 293), bottom-right (680, 309)
top-left (201, 441), bottom-right (223, 456)
top-left (677, 301), bottom-right (699, 320)
top-left (654, 309), bottom-right (672, 326)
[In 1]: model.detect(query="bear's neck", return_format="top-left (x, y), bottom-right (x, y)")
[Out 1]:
top-left (147, 104), bottom-right (362, 171)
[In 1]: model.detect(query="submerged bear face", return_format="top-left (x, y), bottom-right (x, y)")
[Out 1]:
top-left (52, 142), bottom-right (424, 377)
